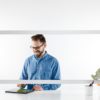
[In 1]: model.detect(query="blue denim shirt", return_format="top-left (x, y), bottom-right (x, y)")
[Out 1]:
top-left (20, 52), bottom-right (61, 90)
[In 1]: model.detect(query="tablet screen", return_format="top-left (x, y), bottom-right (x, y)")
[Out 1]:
top-left (5, 88), bottom-right (33, 94)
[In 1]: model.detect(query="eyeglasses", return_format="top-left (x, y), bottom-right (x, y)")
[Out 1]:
top-left (30, 43), bottom-right (44, 50)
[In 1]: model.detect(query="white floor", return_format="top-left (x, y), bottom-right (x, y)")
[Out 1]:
top-left (0, 84), bottom-right (100, 100)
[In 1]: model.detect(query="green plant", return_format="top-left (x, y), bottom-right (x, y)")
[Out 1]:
top-left (91, 68), bottom-right (100, 80)
top-left (89, 68), bottom-right (100, 86)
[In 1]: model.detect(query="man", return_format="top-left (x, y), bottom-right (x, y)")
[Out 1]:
top-left (17, 34), bottom-right (61, 91)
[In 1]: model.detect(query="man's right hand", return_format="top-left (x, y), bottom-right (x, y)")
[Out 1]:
top-left (17, 84), bottom-right (26, 88)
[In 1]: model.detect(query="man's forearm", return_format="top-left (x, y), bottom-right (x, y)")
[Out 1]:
top-left (41, 84), bottom-right (61, 90)
top-left (50, 84), bottom-right (61, 90)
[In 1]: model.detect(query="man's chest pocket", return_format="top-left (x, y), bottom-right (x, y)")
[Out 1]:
top-left (41, 67), bottom-right (52, 79)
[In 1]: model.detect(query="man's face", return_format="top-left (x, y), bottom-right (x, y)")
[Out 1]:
top-left (31, 40), bottom-right (46, 57)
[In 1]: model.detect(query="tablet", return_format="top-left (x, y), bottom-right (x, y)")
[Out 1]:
top-left (5, 88), bottom-right (34, 94)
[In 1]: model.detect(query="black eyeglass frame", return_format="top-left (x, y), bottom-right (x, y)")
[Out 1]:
top-left (30, 43), bottom-right (44, 50)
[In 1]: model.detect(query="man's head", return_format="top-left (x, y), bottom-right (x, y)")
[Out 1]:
top-left (31, 34), bottom-right (46, 57)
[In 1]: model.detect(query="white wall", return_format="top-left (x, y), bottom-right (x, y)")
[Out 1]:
top-left (0, 0), bottom-right (100, 30)
top-left (0, 0), bottom-right (100, 80)
top-left (0, 31), bottom-right (100, 80)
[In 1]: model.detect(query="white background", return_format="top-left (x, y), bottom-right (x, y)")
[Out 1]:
top-left (0, 0), bottom-right (100, 30)
top-left (0, 31), bottom-right (100, 80)
top-left (0, 0), bottom-right (100, 98)
top-left (0, 0), bottom-right (100, 79)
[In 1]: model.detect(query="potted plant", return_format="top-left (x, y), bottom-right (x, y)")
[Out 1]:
top-left (89, 68), bottom-right (100, 86)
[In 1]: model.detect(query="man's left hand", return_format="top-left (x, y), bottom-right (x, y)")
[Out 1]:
top-left (32, 85), bottom-right (44, 91)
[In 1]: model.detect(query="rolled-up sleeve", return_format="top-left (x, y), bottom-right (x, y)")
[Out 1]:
top-left (50, 59), bottom-right (61, 90)
top-left (20, 59), bottom-right (36, 90)
top-left (42, 59), bottom-right (61, 90)
top-left (20, 59), bottom-right (28, 80)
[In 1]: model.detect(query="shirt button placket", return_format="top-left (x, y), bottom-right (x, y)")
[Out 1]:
top-left (36, 60), bottom-right (40, 79)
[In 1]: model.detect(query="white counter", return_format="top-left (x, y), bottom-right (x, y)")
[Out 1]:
top-left (0, 84), bottom-right (100, 100)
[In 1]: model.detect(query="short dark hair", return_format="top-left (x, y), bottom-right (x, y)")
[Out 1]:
top-left (31, 34), bottom-right (46, 43)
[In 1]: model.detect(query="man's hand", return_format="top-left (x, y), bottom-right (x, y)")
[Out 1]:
top-left (32, 85), bottom-right (43, 91)
top-left (17, 84), bottom-right (26, 88)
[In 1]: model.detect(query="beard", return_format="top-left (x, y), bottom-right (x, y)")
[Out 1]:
top-left (34, 50), bottom-right (44, 58)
